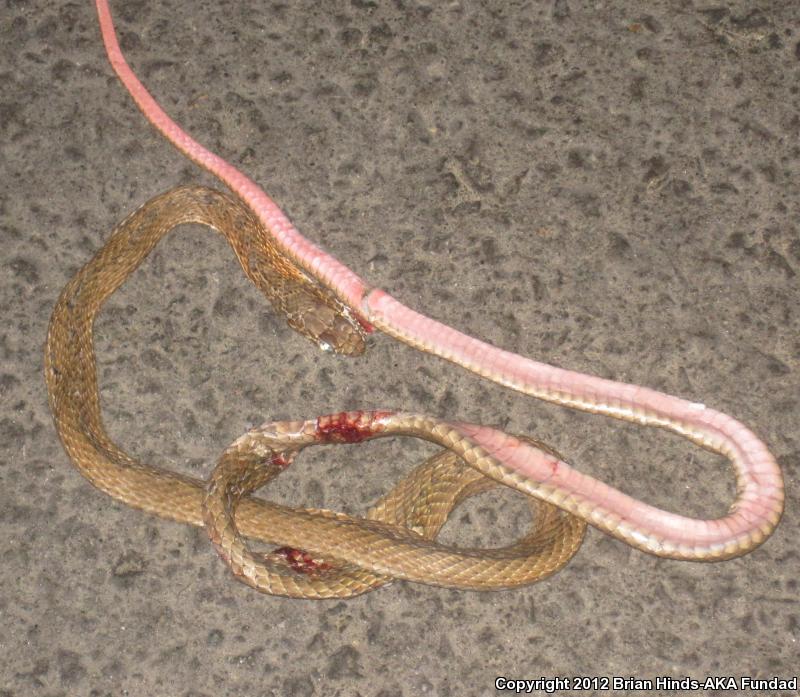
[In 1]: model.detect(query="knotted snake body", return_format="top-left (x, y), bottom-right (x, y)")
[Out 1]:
top-left (44, 1), bottom-right (784, 598)
top-left (46, 185), bottom-right (585, 597)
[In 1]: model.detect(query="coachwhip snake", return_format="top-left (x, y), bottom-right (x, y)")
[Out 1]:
top-left (44, 1), bottom-right (784, 598)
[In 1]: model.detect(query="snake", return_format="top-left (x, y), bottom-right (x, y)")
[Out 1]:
top-left (44, 0), bottom-right (784, 598)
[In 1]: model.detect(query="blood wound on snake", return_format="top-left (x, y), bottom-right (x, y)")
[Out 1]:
top-left (44, 1), bottom-right (784, 599)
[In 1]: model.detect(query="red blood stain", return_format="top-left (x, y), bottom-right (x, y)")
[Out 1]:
top-left (356, 315), bottom-right (375, 333)
top-left (315, 411), bottom-right (391, 444)
top-left (274, 547), bottom-right (332, 574)
top-left (268, 452), bottom-right (292, 469)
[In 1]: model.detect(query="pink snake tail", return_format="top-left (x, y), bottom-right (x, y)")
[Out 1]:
top-left (94, 0), bottom-right (783, 560)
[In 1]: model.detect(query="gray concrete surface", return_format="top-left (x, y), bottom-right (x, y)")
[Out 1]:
top-left (2, 1), bottom-right (798, 695)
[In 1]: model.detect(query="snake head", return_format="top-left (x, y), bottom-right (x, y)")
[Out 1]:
top-left (244, 247), bottom-right (368, 357)
top-left (286, 302), bottom-right (367, 356)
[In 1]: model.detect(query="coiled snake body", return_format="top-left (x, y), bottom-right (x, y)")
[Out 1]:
top-left (44, 1), bottom-right (784, 598)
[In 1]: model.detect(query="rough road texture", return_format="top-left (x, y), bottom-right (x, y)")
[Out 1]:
top-left (1, 1), bottom-right (798, 695)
